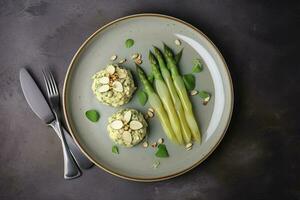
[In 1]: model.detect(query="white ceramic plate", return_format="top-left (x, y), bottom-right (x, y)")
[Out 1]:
top-left (63, 14), bottom-right (233, 182)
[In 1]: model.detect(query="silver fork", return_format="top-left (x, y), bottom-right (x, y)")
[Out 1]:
top-left (42, 69), bottom-right (81, 179)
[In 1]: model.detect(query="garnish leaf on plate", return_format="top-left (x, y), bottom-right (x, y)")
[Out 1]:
top-left (198, 91), bottom-right (211, 105)
top-left (125, 39), bottom-right (134, 48)
top-left (85, 110), bottom-right (100, 122)
top-left (182, 74), bottom-right (196, 90)
top-left (155, 144), bottom-right (169, 158)
top-left (137, 89), bottom-right (148, 106)
top-left (112, 145), bottom-right (119, 154)
top-left (192, 58), bottom-right (203, 73)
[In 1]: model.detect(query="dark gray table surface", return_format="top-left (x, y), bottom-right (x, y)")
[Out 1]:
top-left (0, 0), bottom-right (299, 199)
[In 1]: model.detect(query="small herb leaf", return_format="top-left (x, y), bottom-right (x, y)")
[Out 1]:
top-left (198, 91), bottom-right (210, 99)
top-left (85, 110), bottom-right (100, 122)
top-left (192, 64), bottom-right (203, 73)
top-left (174, 49), bottom-right (183, 64)
top-left (192, 59), bottom-right (203, 73)
top-left (137, 90), bottom-right (148, 106)
top-left (198, 91), bottom-right (211, 105)
top-left (183, 74), bottom-right (196, 90)
top-left (112, 145), bottom-right (119, 154)
top-left (125, 39), bottom-right (134, 48)
top-left (155, 144), bottom-right (169, 158)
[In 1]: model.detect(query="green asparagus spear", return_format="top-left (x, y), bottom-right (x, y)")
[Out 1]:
top-left (153, 46), bottom-right (192, 143)
top-left (149, 51), bottom-right (184, 144)
top-left (163, 44), bottom-right (201, 143)
top-left (135, 64), bottom-right (178, 143)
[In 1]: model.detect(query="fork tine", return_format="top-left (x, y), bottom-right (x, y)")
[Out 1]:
top-left (49, 70), bottom-right (58, 95)
top-left (46, 69), bottom-right (56, 95)
top-left (42, 70), bottom-right (51, 97)
top-left (44, 68), bottom-right (55, 96)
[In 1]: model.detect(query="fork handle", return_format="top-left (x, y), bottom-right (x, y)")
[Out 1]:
top-left (56, 120), bottom-right (81, 179)
top-left (49, 121), bottom-right (94, 169)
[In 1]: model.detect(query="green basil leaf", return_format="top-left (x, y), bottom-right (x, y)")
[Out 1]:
top-left (182, 74), bottom-right (196, 90)
top-left (112, 145), bottom-right (119, 154)
top-left (192, 64), bottom-right (203, 73)
top-left (198, 91), bottom-right (211, 105)
top-left (85, 110), bottom-right (100, 122)
top-left (137, 90), bottom-right (148, 106)
top-left (198, 91), bottom-right (210, 99)
top-left (155, 144), bottom-right (169, 158)
top-left (192, 59), bottom-right (203, 73)
top-left (174, 49), bottom-right (183, 64)
top-left (125, 39), bottom-right (134, 48)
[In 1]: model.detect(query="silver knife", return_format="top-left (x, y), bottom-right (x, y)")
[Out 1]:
top-left (19, 68), bottom-right (93, 170)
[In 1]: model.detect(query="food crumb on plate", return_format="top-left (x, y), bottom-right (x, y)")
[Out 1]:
top-left (152, 160), bottom-right (160, 169)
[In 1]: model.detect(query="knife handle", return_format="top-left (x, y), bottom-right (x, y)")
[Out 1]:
top-left (49, 121), bottom-right (94, 170)
top-left (55, 120), bottom-right (82, 179)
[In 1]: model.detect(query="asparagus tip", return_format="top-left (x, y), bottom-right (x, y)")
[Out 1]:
top-left (163, 43), bottom-right (174, 57)
top-left (148, 51), bottom-right (157, 65)
top-left (152, 45), bottom-right (161, 55)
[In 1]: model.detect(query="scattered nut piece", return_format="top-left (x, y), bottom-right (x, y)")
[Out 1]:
top-left (148, 108), bottom-right (154, 113)
top-left (185, 143), bottom-right (193, 149)
top-left (98, 85), bottom-right (110, 93)
top-left (137, 54), bottom-right (142, 60)
top-left (186, 147), bottom-right (192, 151)
top-left (106, 65), bottom-right (116, 75)
top-left (142, 141), bottom-right (148, 148)
top-left (131, 53), bottom-right (139, 60)
top-left (124, 126), bottom-right (129, 131)
top-left (151, 142), bottom-right (157, 148)
top-left (110, 55), bottom-right (117, 61)
top-left (123, 131), bottom-right (132, 144)
top-left (111, 74), bottom-right (117, 81)
top-left (135, 59), bottom-right (142, 65)
top-left (99, 77), bottom-right (110, 84)
top-left (147, 111), bottom-right (154, 118)
top-left (110, 120), bottom-right (124, 129)
top-left (203, 96), bottom-right (211, 105)
top-left (144, 114), bottom-right (149, 120)
top-left (118, 58), bottom-right (126, 64)
top-left (153, 161), bottom-right (160, 169)
top-left (190, 90), bottom-right (198, 96)
top-left (129, 121), bottom-right (143, 130)
top-left (123, 110), bottom-right (132, 123)
top-left (157, 138), bottom-right (164, 144)
top-left (118, 70), bottom-right (127, 79)
top-left (112, 81), bottom-right (123, 92)
top-left (174, 39), bottom-right (181, 46)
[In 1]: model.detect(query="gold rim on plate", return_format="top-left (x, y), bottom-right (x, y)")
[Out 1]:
top-left (63, 13), bottom-right (234, 182)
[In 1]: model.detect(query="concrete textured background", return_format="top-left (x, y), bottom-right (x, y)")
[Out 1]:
top-left (0, 0), bottom-right (299, 199)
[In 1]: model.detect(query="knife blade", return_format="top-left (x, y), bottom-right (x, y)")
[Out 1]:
top-left (19, 68), bottom-right (93, 169)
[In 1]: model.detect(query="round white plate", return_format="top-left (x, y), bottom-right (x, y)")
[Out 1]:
top-left (63, 14), bottom-right (233, 182)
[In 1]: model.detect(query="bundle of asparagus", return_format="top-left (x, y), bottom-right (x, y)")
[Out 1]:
top-left (136, 44), bottom-right (201, 145)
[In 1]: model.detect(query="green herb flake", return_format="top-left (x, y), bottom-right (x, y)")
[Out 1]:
top-left (152, 160), bottom-right (160, 169)
top-left (155, 144), bottom-right (169, 158)
top-left (182, 74), bottom-right (196, 91)
top-left (85, 110), bottom-right (100, 122)
top-left (192, 58), bottom-right (203, 73)
top-left (137, 90), bottom-right (148, 106)
top-left (112, 145), bottom-right (119, 154)
top-left (125, 39), bottom-right (134, 48)
top-left (198, 91), bottom-right (211, 105)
